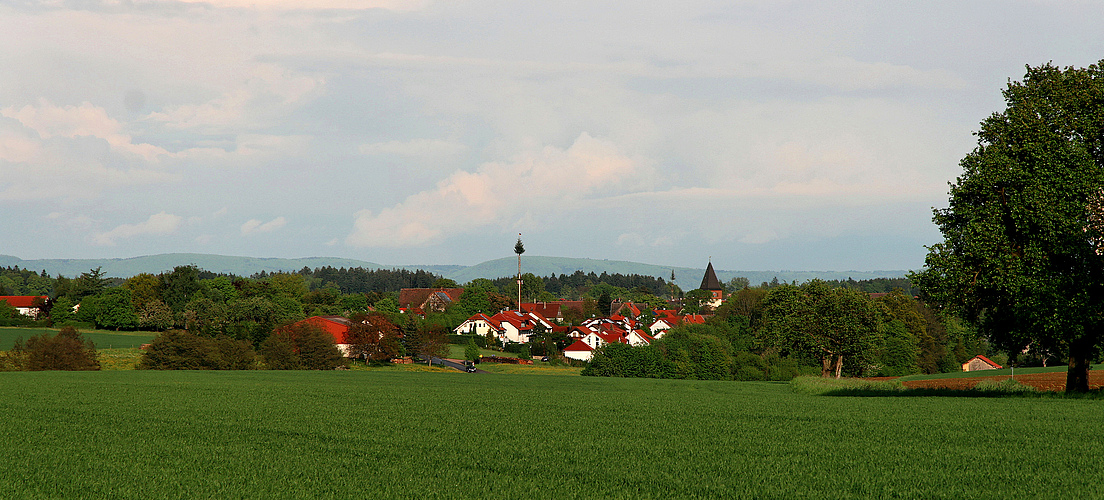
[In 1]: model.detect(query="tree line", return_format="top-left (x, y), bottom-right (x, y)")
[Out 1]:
top-left (584, 281), bottom-right (987, 381)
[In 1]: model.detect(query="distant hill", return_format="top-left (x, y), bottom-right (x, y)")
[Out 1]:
top-left (443, 256), bottom-right (907, 285)
top-left (0, 254), bottom-right (392, 278)
top-left (0, 253), bottom-right (907, 284)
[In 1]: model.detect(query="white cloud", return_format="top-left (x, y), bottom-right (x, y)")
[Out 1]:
top-left (2, 99), bottom-right (169, 161)
top-left (92, 212), bottom-right (183, 246)
top-left (347, 133), bottom-right (644, 247)
top-left (241, 216), bottom-right (287, 235)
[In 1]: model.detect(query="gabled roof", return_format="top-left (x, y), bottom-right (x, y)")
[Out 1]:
top-left (967, 355), bottom-right (1003, 369)
top-left (700, 262), bottom-right (723, 291)
top-left (463, 313), bottom-right (496, 324)
top-left (564, 339), bottom-right (594, 352)
top-left (397, 288), bottom-right (464, 309)
top-left (632, 329), bottom-right (655, 342)
top-left (521, 302), bottom-right (562, 319)
top-left (492, 310), bottom-right (535, 331)
top-left (681, 314), bottom-right (707, 325)
top-left (0, 296), bottom-right (47, 308)
top-left (297, 316), bottom-right (353, 344)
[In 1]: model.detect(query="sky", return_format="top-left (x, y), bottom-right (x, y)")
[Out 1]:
top-left (1, 0), bottom-right (1102, 271)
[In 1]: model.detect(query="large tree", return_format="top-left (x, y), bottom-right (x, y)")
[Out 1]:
top-left (914, 61), bottom-right (1104, 392)
top-left (760, 281), bottom-right (881, 378)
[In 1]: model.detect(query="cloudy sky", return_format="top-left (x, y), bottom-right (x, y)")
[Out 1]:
top-left (1, 1), bottom-right (1101, 271)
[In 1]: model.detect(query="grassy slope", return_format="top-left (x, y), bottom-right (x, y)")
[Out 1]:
top-left (0, 327), bottom-right (157, 350)
top-left (1, 371), bottom-right (1101, 499)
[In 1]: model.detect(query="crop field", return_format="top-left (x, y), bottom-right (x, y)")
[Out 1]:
top-left (1, 371), bottom-right (1102, 499)
top-left (0, 327), bottom-right (157, 350)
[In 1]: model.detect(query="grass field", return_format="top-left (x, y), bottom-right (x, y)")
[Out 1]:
top-left (0, 327), bottom-right (157, 350)
top-left (2, 371), bottom-right (1102, 498)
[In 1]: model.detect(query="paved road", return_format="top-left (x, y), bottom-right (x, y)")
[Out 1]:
top-left (427, 357), bottom-right (490, 373)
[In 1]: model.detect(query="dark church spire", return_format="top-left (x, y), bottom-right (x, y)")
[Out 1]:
top-left (700, 262), bottom-right (722, 291)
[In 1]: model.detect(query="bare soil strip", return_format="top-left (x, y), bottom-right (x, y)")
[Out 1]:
top-left (902, 371), bottom-right (1104, 392)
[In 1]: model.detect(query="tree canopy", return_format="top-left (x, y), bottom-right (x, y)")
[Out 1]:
top-left (913, 61), bottom-right (1104, 392)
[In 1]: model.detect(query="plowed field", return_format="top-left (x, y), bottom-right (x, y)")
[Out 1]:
top-left (902, 370), bottom-right (1104, 392)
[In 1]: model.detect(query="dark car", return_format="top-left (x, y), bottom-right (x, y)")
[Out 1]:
top-left (464, 361), bottom-right (477, 373)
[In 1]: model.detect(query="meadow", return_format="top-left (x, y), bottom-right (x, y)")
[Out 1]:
top-left (0, 327), bottom-right (157, 350)
top-left (2, 371), bottom-right (1102, 499)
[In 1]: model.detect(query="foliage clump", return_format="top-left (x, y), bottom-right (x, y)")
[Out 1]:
top-left (260, 322), bottom-right (346, 370)
top-left (2, 326), bottom-right (101, 371)
top-left (138, 329), bottom-right (256, 370)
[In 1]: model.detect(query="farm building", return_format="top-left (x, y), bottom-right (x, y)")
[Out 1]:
top-left (290, 316), bottom-right (354, 356)
top-left (962, 355), bottom-right (1002, 372)
top-left (0, 295), bottom-right (48, 319)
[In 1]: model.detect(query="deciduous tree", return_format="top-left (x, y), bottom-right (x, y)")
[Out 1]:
top-left (913, 61), bottom-right (1104, 392)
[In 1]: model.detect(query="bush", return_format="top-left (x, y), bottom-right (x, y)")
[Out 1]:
top-left (582, 343), bottom-right (675, 379)
top-left (138, 330), bottom-right (256, 370)
top-left (261, 322), bottom-right (346, 370)
top-left (23, 326), bottom-right (100, 371)
top-left (732, 351), bottom-right (768, 381)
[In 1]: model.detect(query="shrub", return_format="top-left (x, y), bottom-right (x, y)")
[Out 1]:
top-left (138, 329), bottom-right (256, 370)
top-left (732, 351), bottom-right (768, 381)
top-left (23, 326), bottom-right (100, 371)
top-left (261, 322), bottom-right (346, 370)
top-left (582, 343), bottom-right (675, 379)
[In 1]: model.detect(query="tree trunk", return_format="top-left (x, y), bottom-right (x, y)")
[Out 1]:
top-left (834, 354), bottom-right (844, 379)
top-left (821, 355), bottom-right (832, 378)
top-left (1065, 337), bottom-right (1093, 393)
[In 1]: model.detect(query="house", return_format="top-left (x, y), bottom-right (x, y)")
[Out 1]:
top-left (521, 302), bottom-right (563, 322)
top-left (397, 288), bottom-right (464, 313)
top-left (563, 339), bottom-right (594, 361)
top-left (625, 329), bottom-right (654, 346)
top-left (650, 314), bottom-right (706, 338)
top-left (0, 295), bottom-right (48, 319)
top-left (453, 313), bottom-right (502, 337)
top-left (488, 310), bottom-right (554, 344)
top-left (611, 301), bottom-right (642, 319)
top-left (962, 355), bottom-right (1003, 372)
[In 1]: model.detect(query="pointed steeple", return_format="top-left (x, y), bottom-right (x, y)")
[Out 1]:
top-left (700, 262), bottom-right (722, 291)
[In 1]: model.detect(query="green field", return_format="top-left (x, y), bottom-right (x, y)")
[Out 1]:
top-left (2, 371), bottom-right (1102, 498)
top-left (0, 327), bottom-right (157, 350)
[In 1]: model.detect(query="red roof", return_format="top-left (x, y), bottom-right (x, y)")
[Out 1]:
top-left (969, 355), bottom-right (1003, 369)
top-left (564, 339), bottom-right (593, 352)
top-left (491, 311), bottom-right (535, 331)
top-left (397, 288), bottom-right (464, 309)
top-left (0, 296), bottom-right (47, 308)
top-left (521, 302), bottom-right (562, 319)
top-left (296, 316), bottom-right (353, 344)
top-left (681, 314), bottom-right (707, 325)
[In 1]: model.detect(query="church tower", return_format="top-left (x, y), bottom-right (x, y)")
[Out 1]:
top-left (699, 261), bottom-right (724, 309)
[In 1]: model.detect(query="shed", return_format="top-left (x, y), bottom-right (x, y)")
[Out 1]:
top-left (962, 355), bottom-right (1003, 372)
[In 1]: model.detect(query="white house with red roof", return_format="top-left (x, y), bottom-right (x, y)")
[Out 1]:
top-left (563, 340), bottom-right (594, 361)
top-left (626, 329), bottom-right (655, 346)
top-left (488, 310), bottom-right (555, 344)
top-left (0, 296), bottom-right (48, 319)
top-left (650, 314), bottom-right (707, 338)
top-left (453, 313), bottom-right (503, 337)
